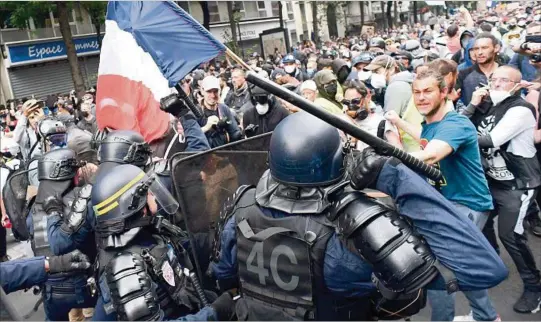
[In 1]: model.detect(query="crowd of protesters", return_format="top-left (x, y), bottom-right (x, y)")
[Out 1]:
top-left (1, 2), bottom-right (541, 321)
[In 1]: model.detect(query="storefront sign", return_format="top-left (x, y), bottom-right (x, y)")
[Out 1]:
top-left (6, 35), bottom-right (103, 66)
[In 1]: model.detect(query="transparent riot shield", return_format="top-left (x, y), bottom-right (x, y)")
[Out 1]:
top-left (2, 168), bottom-right (31, 240)
top-left (170, 132), bottom-right (271, 235)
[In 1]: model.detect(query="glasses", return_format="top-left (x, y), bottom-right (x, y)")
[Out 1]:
top-left (489, 77), bottom-right (518, 85)
top-left (342, 98), bottom-right (363, 109)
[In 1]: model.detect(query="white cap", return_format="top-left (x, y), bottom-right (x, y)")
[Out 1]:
top-left (201, 76), bottom-right (220, 91)
top-left (300, 80), bottom-right (317, 92)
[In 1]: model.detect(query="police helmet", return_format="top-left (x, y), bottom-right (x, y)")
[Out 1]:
top-left (268, 112), bottom-right (344, 187)
top-left (98, 130), bottom-right (152, 167)
top-left (38, 118), bottom-right (67, 148)
top-left (369, 37), bottom-right (386, 49)
top-left (38, 148), bottom-right (79, 181)
top-left (352, 52), bottom-right (375, 67)
top-left (92, 164), bottom-right (179, 225)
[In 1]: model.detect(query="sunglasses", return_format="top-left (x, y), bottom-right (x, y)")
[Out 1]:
top-left (342, 98), bottom-right (363, 109)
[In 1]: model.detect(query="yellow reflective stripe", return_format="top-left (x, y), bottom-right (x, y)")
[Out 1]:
top-left (94, 172), bottom-right (145, 211)
top-left (96, 201), bottom-right (119, 216)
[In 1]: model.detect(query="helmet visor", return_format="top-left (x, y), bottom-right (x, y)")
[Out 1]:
top-left (147, 171), bottom-right (179, 215)
top-left (48, 133), bottom-right (67, 147)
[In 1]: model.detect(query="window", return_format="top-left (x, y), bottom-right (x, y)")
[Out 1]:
top-left (232, 1), bottom-right (246, 19)
top-left (33, 10), bottom-right (53, 28)
top-left (243, 1), bottom-right (259, 19)
top-left (286, 2), bottom-right (294, 20)
top-left (257, 1), bottom-right (267, 18)
top-left (271, 1), bottom-right (280, 17)
top-left (208, 1), bottom-right (221, 23)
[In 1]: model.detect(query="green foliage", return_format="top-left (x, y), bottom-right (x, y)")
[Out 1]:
top-left (0, 1), bottom-right (54, 29)
top-left (81, 1), bottom-right (106, 26)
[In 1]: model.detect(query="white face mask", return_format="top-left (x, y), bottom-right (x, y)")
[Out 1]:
top-left (358, 70), bottom-right (372, 81)
top-left (255, 103), bottom-right (269, 115)
top-left (284, 65), bottom-right (296, 74)
top-left (489, 84), bottom-right (518, 106)
top-left (370, 73), bottom-right (387, 89)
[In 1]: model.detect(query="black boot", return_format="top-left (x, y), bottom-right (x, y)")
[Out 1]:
top-left (513, 284), bottom-right (541, 314)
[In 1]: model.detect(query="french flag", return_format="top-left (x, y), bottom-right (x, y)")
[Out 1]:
top-left (96, 1), bottom-right (226, 143)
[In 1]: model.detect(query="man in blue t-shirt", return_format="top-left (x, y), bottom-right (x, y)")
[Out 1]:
top-left (388, 68), bottom-right (498, 322)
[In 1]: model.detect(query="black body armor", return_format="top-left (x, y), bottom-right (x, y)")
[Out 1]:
top-left (99, 231), bottom-right (208, 321)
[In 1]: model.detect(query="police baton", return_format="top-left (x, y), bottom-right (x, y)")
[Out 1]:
top-left (245, 71), bottom-right (443, 182)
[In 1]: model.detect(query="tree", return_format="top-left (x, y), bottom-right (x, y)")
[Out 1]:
top-left (311, 1), bottom-right (319, 45)
top-left (413, 1), bottom-right (418, 23)
top-left (326, 2), bottom-right (338, 39)
top-left (393, 1), bottom-right (398, 27)
top-left (2, 1), bottom-right (86, 97)
top-left (80, 1), bottom-right (106, 49)
top-left (380, 1), bottom-right (387, 30)
top-left (360, 1), bottom-right (365, 32)
top-left (386, 1), bottom-right (392, 30)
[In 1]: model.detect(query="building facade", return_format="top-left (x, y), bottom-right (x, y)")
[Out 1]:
top-left (0, 3), bottom-right (102, 103)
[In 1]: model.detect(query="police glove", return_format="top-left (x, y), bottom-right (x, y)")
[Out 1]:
top-left (160, 93), bottom-right (190, 119)
top-left (350, 147), bottom-right (394, 190)
top-left (43, 196), bottom-right (64, 217)
top-left (210, 291), bottom-right (235, 321)
top-left (48, 250), bottom-right (91, 274)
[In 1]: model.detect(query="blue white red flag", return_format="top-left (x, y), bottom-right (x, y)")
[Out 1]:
top-left (96, 1), bottom-right (226, 142)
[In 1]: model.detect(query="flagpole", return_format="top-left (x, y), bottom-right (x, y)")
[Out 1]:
top-left (225, 47), bottom-right (253, 71)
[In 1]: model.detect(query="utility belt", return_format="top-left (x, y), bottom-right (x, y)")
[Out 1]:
top-left (44, 270), bottom-right (97, 298)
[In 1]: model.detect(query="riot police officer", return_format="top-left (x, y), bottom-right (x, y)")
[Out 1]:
top-left (30, 148), bottom-right (97, 320)
top-left (91, 164), bottom-right (226, 321)
top-left (96, 129), bottom-right (153, 174)
top-left (210, 112), bottom-right (508, 320)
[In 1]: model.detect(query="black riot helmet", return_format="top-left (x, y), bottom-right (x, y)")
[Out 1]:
top-left (38, 148), bottom-right (79, 181)
top-left (268, 112), bottom-right (344, 187)
top-left (92, 164), bottom-right (179, 235)
top-left (98, 130), bottom-right (152, 167)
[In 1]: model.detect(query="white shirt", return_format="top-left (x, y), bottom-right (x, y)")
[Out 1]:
top-left (354, 113), bottom-right (399, 152)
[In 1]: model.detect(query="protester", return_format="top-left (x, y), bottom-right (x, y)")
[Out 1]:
top-left (242, 86), bottom-right (289, 138)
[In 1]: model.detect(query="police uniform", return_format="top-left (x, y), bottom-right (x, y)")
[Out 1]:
top-left (211, 112), bottom-right (509, 320)
top-left (30, 148), bottom-right (97, 321)
top-left (91, 164), bottom-right (213, 321)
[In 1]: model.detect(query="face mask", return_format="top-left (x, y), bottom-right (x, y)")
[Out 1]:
top-left (284, 65), bottom-right (296, 74)
top-left (255, 103), bottom-right (269, 115)
top-left (346, 62), bottom-right (351, 68)
top-left (489, 90), bottom-right (510, 106)
top-left (371, 73), bottom-right (387, 89)
top-left (323, 82), bottom-right (338, 98)
top-left (307, 69), bottom-right (315, 77)
top-left (358, 70), bottom-right (372, 81)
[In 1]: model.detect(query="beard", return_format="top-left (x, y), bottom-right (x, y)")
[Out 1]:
top-left (419, 97), bottom-right (444, 117)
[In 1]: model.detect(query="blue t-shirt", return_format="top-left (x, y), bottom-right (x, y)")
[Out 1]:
top-left (420, 111), bottom-right (493, 212)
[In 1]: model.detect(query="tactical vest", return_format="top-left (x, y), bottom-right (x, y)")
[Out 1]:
top-left (475, 95), bottom-right (541, 190)
top-left (97, 233), bottom-right (201, 320)
top-left (234, 188), bottom-right (335, 320)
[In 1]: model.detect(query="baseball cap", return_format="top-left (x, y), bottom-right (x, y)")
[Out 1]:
top-left (300, 80), bottom-right (317, 92)
top-left (271, 69), bottom-right (287, 82)
top-left (22, 99), bottom-right (41, 110)
top-left (201, 76), bottom-right (220, 91)
top-left (364, 55), bottom-right (394, 71)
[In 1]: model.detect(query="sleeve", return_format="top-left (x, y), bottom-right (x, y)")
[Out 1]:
top-left (175, 306), bottom-right (217, 321)
top-left (223, 107), bottom-right (242, 142)
top-left (0, 256), bottom-right (47, 294)
top-left (508, 53), bottom-right (520, 69)
top-left (489, 106), bottom-right (536, 148)
top-left (47, 214), bottom-right (76, 255)
top-left (374, 161), bottom-right (508, 290)
top-left (180, 115), bottom-right (210, 152)
top-left (383, 81), bottom-right (412, 115)
top-left (210, 216), bottom-right (238, 282)
top-left (429, 116), bottom-right (474, 152)
top-left (12, 116), bottom-right (27, 144)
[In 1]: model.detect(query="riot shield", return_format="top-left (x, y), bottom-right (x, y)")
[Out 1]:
top-left (170, 132), bottom-right (271, 235)
top-left (2, 168), bottom-right (31, 240)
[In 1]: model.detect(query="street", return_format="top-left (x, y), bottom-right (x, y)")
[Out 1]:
top-left (3, 225), bottom-right (541, 321)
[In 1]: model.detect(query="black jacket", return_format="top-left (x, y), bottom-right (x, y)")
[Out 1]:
top-left (242, 98), bottom-right (289, 137)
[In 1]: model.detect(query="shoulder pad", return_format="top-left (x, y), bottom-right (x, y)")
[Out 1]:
top-left (332, 194), bottom-right (391, 238)
top-left (79, 184), bottom-right (93, 199)
top-left (106, 252), bottom-right (161, 321)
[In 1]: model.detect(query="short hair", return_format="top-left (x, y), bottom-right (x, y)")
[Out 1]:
top-left (232, 68), bottom-right (245, 77)
top-left (317, 58), bottom-right (333, 71)
top-left (414, 69), bottom-right (447, 91)
top-left (343, 79), bottom-right (368, 97)
top-left (527, 22), bottom-right (541, 34)
top-left (497, 66), bottom-right (522, 83)
top-left (427, 59), bottom-right (458, 77)
top-left (475, 32), bottom-right (499, 47)
top-left (480, 23), bottom-right (493, 32)
top-left (447, 25), bottom-right (459, 38)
